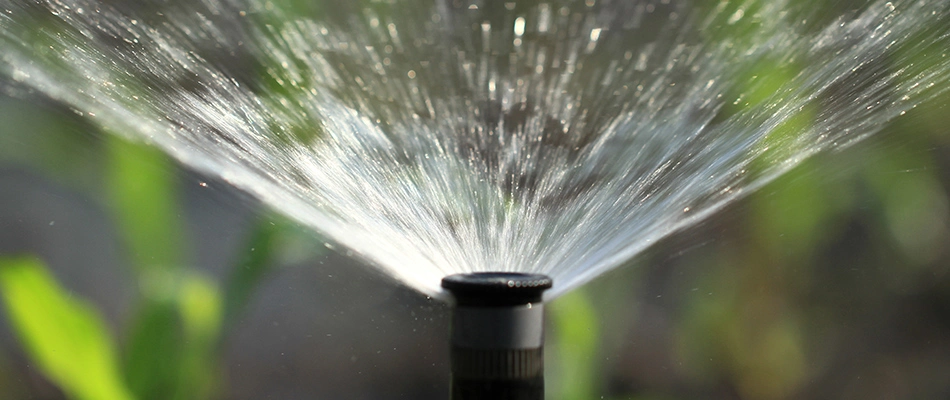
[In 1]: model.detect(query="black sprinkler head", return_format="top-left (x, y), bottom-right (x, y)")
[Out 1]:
top-left (442, 272), bottom-right (552, 307)
top-left (442, 272), bottom-right (553, 400)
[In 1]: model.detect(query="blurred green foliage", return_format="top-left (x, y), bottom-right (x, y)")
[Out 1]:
top-left (107, 136), bottom-right (185, 273)
top-left (542, 2), bottom-right (950, 399)
top-left (0, 111), bottom-right (296, 398)
top-left (549, 289), bottom-right (600, 400)
top-left (0, 257), bottom-right (133, 400)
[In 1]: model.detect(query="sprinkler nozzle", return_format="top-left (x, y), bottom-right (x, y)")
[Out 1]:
top-left (442, 272), bottom-right (553, 400)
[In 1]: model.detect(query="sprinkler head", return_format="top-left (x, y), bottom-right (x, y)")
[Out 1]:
top-left (442, 273), bottom-right (553, 400)
top-left (442, 272), bottom-right (552, 306)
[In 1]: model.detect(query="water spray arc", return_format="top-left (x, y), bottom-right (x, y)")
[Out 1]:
top-left (1, 0), bottom-right (948, 298)
top-left (442, 273), bottom-right (553, 400)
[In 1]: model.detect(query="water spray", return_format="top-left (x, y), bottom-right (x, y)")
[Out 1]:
top-left (441, 273), bottom-right (553, 400)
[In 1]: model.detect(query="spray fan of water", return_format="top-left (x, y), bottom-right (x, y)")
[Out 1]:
top-left (1, 0), bottom-right (948, 299)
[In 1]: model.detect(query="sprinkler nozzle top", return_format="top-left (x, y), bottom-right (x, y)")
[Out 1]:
top-left (442, 272), bottom-right (552, 307)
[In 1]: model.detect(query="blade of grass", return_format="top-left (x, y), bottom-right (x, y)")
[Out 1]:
top-left (106, 135), bottom-right (183, 271)
top-left (177, 273), bottom-right (222, 400)
top-left (122, 298), bottom-right (183, 400)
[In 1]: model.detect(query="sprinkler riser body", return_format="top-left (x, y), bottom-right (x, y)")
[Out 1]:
top-left (450, 304), bottom-right (545, 400)
top-left (451, 304), bottom-right (544, 348)
top-left (442, 273), bottom-right (553, 400)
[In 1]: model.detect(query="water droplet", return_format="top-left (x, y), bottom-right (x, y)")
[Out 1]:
top-left (514, 17), bottom-right (525, 36)
top-left (728, 9), bottom-right (745, 24)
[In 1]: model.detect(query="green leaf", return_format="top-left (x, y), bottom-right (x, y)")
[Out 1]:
top-left (179, 274), bottom-right (222, 346)
top-left (176, 274), bottom-right (223, 400)
top-left (222, 214), bottom-right (327, 328)
top-left (122, 271), bottom-right (223, 400)
top-left (0, 256), bottom-right (134, 400)
top-left (106, 136), bottom-right (184, 271)
top-left (222, 214), bottom-right (290, 327)
top-left (122, 299), bottom-right (183, 400)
